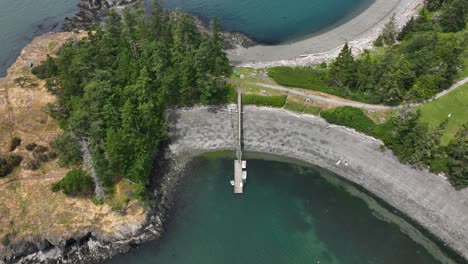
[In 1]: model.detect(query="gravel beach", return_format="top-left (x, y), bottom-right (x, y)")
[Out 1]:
top-left (168, 105), bottom-right (468, 261)
top-left (227, 0), bottom-right (424, 68)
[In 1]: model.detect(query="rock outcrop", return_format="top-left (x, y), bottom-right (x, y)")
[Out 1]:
top-left (62, 0), bottom-right (142, 31)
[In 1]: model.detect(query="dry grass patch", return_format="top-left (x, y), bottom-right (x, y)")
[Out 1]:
top-left (0, 31), bottom-right (147, 250)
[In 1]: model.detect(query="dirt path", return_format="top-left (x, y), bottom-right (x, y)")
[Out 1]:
top-left (0, 173), bottom-right (64, 188)
top-left (256, 77), bottom-right (468, 110)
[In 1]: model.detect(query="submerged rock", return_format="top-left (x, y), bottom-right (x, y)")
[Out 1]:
top-left (191, 15), bottom-right (256, 49)
top-left (62, 0), bottom-right (142, 31)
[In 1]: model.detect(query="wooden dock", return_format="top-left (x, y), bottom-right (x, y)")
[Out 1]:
top-left (234, 90), bottom-right (245, 194)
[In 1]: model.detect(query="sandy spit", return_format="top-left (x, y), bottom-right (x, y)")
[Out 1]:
top-left (227, 0), bottom-right (424, 68)
top-left (168, 105), bottom-right (468, 261)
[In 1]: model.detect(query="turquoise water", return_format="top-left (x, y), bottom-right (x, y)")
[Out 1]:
top-left (0, 0), bottom-right (78, 77)
top-left (159, 0), bottom-right (373, 44)
top-left (107, 154), bottom-right (452, 264)
top-left (0, 0), bottom-right (372, 76)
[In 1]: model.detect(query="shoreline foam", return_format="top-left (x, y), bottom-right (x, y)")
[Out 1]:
top-left (227, 0), bottom-right (424, 68)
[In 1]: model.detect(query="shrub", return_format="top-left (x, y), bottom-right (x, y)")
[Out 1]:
top-left (0, 154), bottom-right (24, 177)
top-left (321, 106), bottom-right (376, 135)
top-left (51, 133), bottom-right (82, 167)
top-left (51, 182), bottom-right (61, 192)
top-left (25, 159), bottom-right (40, 170)
top-left (9, 137), bottom-right (21, 151)
top-left (0, 158), bottom-right (13, 177)
top-left (242, 94), bottom-right (286, 107)
top-left (1, 234), bottom-right (10, 246)
top-left (53, 169), bottom-right (94, 196)
top-left (31, 55), bottom-right (58, 80)
top-left (5, 154), bottom-right (23, 167)
top-left (33, 152), bottom-right (49, 162)
top-left (47, 151), bottom-right (58, 160)
top-left (33, 145), bottom-right (49, 153)
top-left (25, 143), bottom-right (37, 151)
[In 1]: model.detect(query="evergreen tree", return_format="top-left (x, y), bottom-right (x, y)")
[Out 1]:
top-left (446, 123), bottom-right (468, 188)
top-left (440, 0), bottom-right (468, 32)
top-left (329, 43), bottom-right (357, 90)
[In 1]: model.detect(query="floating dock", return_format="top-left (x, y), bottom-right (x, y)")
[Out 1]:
top-left (234, 90), bottom-right (246, 194)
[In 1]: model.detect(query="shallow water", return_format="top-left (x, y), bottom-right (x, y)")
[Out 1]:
top-left (106, 154), bottom-right (453, 264)
top-left (158, 0), bottom-right (373, 44)
top-left (0, 0), bottom-right (78, 77)
top-left (0, 0), bottom-right (372, 76)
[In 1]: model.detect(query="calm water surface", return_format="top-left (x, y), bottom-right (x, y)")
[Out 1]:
top-left (157, 0), bottom-right (373, 44)
top-left (0, 0), bottom-right (372, 76)
top-left (107, 154), bottom-right (453, 264)
top-left (0, 0), bottom-right (78, 76)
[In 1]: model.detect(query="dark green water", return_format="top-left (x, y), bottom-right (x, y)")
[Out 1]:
top-left (107, 154), bottom-right (452, 264)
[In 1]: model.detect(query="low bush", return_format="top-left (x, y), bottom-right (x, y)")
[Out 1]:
top-left (47, 151), bottom-right (58, 160)
top-left (51, 133), bottom-right (82, 167)
top-left (1, 234), bottom-right (10, 246)
top-left (321, 106), bottom-right (376, 135)
top-left (34, 152), bottom-right (49, 162)
top-left (25, 143), bottom-right (37, 151)
top-left (52, 169), bottom-right (94, 196)
top-left (5, 154), bottom-right (23, 167)
top-left (242, 94), bottom-right (286, 108)
top-left (24, 159), bottom-right (40, 170)
top-left (31, 55), bottom-right (58, 80)
top-left (0, 158), bottom-right (13, 177)
top-left (33, 145), bottom-right (49, 153)
top-left (9, 137), bottom-right (21, 151)
top-left (0, 154), bottom-right (23, 177)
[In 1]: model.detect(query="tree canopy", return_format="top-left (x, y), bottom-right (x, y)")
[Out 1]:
top-left (36, 4), bottom-right (231, 192)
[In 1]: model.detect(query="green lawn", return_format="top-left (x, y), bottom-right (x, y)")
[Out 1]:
top-left (268, 66), bottom-right (381, 104)
top-left (284, 101), bottom-right (306, 112)
top-left (418, 82), bottom-right (468, 145)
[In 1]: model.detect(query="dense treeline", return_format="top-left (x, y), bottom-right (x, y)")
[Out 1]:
top-left (321, 106), bottom-right (468, 189)
top-left (270, 0), bottom-right (467, 104)
top-left (36, 3), bottom-right (230, 194)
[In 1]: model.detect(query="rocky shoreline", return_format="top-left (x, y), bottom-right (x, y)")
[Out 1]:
top-left (62, 0), bottom-right (256, 50)
top-left (5, 105), bottom-right (468, 263)
top-left (227, 0), bottom-right (424, 67)
top-left (62, 0), bottom-right (143, 31)
top-left (190, 15), bottom-right (257, 50)
top-left (166, 105), bottom-right (468, 263)
top-left (3, 144), bottom-right (189, 264)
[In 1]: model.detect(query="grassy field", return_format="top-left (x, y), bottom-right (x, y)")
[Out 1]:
top-left (284, 101), bottom-right (306, 112)
top-left (418, 82), bottom-right (468, 145)
top-left (267, 66), bottom-right (381, 104)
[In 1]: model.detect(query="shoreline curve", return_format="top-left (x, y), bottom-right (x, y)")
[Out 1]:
top-left (227, 0), bottom-right (424, 68)
top-left (168, 105), bottom-right (468, 261)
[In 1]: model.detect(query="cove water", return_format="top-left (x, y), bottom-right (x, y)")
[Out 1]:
top-left (0, 0), bottom-right (372, 76)
top-left (159, 0), bottom-right (373, 44)
top-left (106, 154), bottom-right (455, 264)
top-left (0, 0), bottom-right (78, 77)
